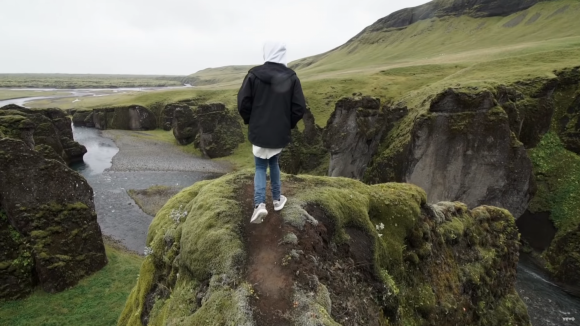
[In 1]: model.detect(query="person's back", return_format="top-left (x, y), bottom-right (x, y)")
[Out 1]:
top-left (238, 41), bottom-right (306, 223)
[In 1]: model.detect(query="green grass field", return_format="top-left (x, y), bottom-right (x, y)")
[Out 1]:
top-left (0, 244), bottom-right (143, 326)
top-left (0, 73), bottom-right (194, 89)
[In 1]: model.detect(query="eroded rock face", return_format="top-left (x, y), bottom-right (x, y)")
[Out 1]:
top-left (280, 107), bottom-right (326, 174)
top-left (162, 103), bottom-right (189, 131)
top-left (323, 97), bottom-right (388, 179)
top-left (546, 224), bottom-right (580, 288)
top-left (0, 105), bottom-right (86, 164)
top-left (557, 67), bottom-right (580, 154)
top-left (0, 137), bottom-right (107, 299)
top-left (408, 89), bottom-right (533, 218)
top-left (72, 111), bottom-right (92, 127)
top-left (77, 105), bottom-right (157, 131)
top-left (362, 89), bottom-right (533, 219)
top-left (171, 103), bottom-right (244, 158)
top-left (119, 171), bottom-right (530, 326)
top-left (194, 104), bottom-right (244, 158)
top-left (172, 106), bottom-right (198, 145)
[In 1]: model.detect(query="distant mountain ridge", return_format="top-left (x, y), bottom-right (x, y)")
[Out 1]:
top-left (368, 0), bottom-right (540, 31)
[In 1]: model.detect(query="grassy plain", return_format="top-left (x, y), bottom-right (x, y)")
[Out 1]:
top-left (0, 244), bottom-right (143, 326)
top-left (0, 74), bottom-right (193, 88)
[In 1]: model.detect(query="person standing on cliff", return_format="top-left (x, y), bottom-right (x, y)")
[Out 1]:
top-left (237, 41), bottom-right (306, 224)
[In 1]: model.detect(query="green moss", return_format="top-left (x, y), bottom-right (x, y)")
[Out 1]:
top-left (529, 132), bottom-right (580, 233)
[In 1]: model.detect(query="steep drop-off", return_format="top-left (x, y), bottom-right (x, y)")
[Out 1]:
top-left (0, 108), bottom-right (107, 300)
top-left (119, 171), bottom-right (529, 326)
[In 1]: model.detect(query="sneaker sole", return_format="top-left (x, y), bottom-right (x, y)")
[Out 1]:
top-left (250, 211), bottom-right (268, 224)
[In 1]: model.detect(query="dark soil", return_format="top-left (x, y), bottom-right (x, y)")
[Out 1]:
top-left (242, 184), bottom-right (294, 326)
top-left (241, 181), bottom-right (385, 326)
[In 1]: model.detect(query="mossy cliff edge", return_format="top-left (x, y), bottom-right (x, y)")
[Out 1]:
top-left (0, 108), bottom-right (107, 300)
top-left (119, 171), bottom-right (529, 326)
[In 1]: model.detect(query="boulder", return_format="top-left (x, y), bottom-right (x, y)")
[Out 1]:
top-left (171, 103), bottom-right (244, 158)
top-left (118, 171), bottom-right (530, 326)
top-left (172, 106), bottom-right (198, 145)
top-left (0, 137), bottom-right (107, 299)
top-left (161, 103), bottom-right (189, 131)
top-left (194, 103), bottom-right (245, 158)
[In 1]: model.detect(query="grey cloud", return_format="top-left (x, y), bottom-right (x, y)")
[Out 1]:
top-left (0, 0), bottom-right (428, 74)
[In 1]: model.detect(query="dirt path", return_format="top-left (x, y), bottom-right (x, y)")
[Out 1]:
top-left (242, 184), bottom-right (293, 326)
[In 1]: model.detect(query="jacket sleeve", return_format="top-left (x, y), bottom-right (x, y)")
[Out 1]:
top-left (290, 77), bottom-right (306, 129)
top-left (237, 73), bottom-right (253, 125)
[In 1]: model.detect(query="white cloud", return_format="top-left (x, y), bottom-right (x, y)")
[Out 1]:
top-left (0, 0), bottom-right (429, 74)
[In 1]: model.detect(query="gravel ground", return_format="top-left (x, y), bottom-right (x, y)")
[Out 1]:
top-left (103, 130), bottom-right (231, 173)
top-left (74, 128), bottom-right (229, 253)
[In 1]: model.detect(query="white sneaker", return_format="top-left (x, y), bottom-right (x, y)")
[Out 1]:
top-left (250, 203), bottom-right (268, 224)
top-left (273, 195), bottom-right (287, 211)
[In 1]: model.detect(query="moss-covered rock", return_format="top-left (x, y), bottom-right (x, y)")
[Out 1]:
top-left (171, 105), bottom-right (198, 145)
top-left (72, 110), bottom-right (93, 127)
top-left (323, 96), bottom-right (389, 179)
top-left (363, 88), bottom-right (533, 218)
top-left (193, 103), bottom-right (244, 158)
top-left (161, 103), bottom-right (188, 131)
top-left (89, 106), bottom-right (157, 131)
top-left (0, 137), bottom-right (107, 298)
top-left (0, 105), bottom-right (87, 164)
top-left (119, 171), bottom-right (529, 326)
top-left (170, 103), bottom-right (244, 158)
top-left (280, 106), bottom-right (327, 175)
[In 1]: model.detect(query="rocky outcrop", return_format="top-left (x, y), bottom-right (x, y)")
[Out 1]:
top-left (0, 136), bottom-right (107, 299)
top-left (73, 105), bottom-right (157, 131)
top-left (72, 110), bottom-right (93, 127)
top-left (194, 104), bottom-right (244, 158)
top-left (279, 106), bottom-right (326, 174)
top-left (161, 103), bottom-right (188, 131)
top-left (546, 224), bottom-right (580, 289)
top-left (171, 103), bottom-right (244, 158)
top-left (0, 105), bottom-right (86, 164)
top-left (323, 97), bottom-right (390, 179)
top-left (364, 0), bottom-right (539, 32)
top-left (172, 105), bottom-right (198, 145)
top-left (119, 171), bottom-right (530, 326)
top-left (555, 67), bottom-right (580, 155)
top-left (360, 89), bottom-right (533, 219)
top-left (92, 106), bottom-right (157, 130)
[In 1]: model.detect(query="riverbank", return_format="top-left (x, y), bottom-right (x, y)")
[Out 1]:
top-left (72, 127), bottom-right (229, 253)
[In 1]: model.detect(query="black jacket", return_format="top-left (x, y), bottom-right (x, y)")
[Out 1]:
top-left (237, 62), bottom-right (306, 148)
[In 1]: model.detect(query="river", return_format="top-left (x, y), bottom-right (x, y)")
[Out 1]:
top-left (2, 95), bottom-right (580, 325)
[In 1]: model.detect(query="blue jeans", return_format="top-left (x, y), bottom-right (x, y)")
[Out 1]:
top-left (254, 154), bottom-right (281, 207)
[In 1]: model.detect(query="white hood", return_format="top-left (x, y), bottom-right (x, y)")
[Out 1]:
top-left (263, 41), bottom-right (287, 66)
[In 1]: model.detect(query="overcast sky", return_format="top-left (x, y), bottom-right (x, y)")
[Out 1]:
top-left (0, 0), bottom-right (428, 75)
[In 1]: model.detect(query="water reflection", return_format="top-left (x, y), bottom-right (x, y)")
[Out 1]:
top-left (70, 125), bottom-right (118, 176)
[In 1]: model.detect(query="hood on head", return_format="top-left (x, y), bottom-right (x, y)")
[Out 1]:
top-left (263, 41), bottom-right (287, 66)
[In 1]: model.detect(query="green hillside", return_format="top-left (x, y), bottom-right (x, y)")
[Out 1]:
top-left (187, 65), bottom-right (256, 87)
top-left (25, 0), bottom-right (580, 129)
